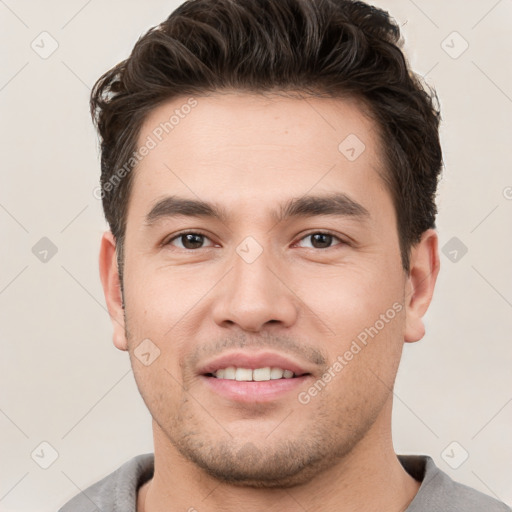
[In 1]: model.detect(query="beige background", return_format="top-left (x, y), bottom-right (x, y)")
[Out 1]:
top-left (1, 0), bottom-right (511, 510)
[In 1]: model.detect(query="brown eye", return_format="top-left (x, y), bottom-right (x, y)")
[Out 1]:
top-left (167, 232), bottom-right (213, 249)
top-left (296, 232), bottom-right (343, 249)
top-left (310, 233), bottom-right (333, 248)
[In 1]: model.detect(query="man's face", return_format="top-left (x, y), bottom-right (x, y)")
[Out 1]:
top-left (112, 93), bottom-right (418, 486)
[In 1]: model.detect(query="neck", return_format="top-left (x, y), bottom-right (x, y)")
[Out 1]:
top-left (138, 404), bottom-right (420, 512)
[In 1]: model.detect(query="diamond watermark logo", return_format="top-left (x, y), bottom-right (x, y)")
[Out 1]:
top-left (236, 236), bottom-right (263, 264)
top-left (338, 134), bottom-right (366, 162)
top-left (441, 31), bottom-right (469, 59)
top-left (442, 236), bottom-right (468, 263)
top-left (31, 441), bottom-right (59, 469)
top-left (31, 31), bottom-right (59, 59)
top-left (134, 338), bottom-right (161, 366)
top-left (441, 441), bottom-right (469, 469)
top-left (32, 237), bottom-right (58, 263)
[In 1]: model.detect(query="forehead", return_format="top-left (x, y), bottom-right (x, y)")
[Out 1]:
top-left (129, 92), bottom-right (389, 220)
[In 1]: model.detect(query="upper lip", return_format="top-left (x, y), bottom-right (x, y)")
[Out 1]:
top-left (198, 351), bottom-right (313, 376)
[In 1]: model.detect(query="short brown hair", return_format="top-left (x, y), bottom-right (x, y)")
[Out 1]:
top-left (91, 0), bottom-right (442, 282)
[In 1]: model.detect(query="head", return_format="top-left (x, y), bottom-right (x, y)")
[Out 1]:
top-left (96, 0), bottom-right (441, 487)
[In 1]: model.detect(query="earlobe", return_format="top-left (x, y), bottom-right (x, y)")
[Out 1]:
top-left (99, 231), bottom-right (128, 351)
top-left (404, 229), bottom-right (440, 343)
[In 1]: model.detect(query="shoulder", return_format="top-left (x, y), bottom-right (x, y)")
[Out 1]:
top-left (58, 453), bottom-right (154, 512)
top-left (399, 454), bottom-right (511, 512)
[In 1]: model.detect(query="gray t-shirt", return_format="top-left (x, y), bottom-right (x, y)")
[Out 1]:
top-left (58, 453), bottom-right (511, 511)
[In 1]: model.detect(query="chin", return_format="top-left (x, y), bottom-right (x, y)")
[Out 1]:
top-left (170, 435), bottom-right (353, 488)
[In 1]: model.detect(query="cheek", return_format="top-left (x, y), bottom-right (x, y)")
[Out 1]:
top-left (129, 353), bottom-right (185, 429)
top-left (123, 260), bottom-right (207, 336)
top-left (122, 263), bottom-right (212, 389)
top-left (293, 262), bottom-right (404, 339)
top-left (294, 262), bottom-right (406, 395)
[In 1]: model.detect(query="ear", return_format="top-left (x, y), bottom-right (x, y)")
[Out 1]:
top-left (404, 229), bottom-right (440, 343)
top-left (99, 231), bottom-right (128, 351)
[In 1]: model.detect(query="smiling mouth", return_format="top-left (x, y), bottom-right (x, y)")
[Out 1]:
top-left (205, 366), bottom-right (310, 382)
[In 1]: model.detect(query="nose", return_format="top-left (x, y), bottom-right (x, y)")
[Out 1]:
top-left (211, 243), bottom-right (299, 333)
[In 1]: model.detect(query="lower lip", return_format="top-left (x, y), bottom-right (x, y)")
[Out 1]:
top-left (200, 375), bottom-right (311, 403)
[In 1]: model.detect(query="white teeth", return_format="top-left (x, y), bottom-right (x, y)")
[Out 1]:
top-left (223, 366), bottom-right (236, 379)
top-left (235, 368), bottom-right (253, 381)
top-left (253, 367), bottom-right (271, 381)
top-left (213, 366), bottom-right (297, 381)
top-left (270, 367), bottom-right (284, 379)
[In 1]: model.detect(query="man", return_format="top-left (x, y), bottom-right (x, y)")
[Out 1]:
top-left (59, 0), bottom-right (510, 510)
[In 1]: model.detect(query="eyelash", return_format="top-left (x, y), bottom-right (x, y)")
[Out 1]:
top-left (164, 230), bottom-right (348, 250)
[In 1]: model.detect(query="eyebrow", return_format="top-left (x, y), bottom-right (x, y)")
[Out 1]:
top-left (144, 192), bottom-right (370, 226)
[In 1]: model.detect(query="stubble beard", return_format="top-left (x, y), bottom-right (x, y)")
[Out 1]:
top-left (152, 398), bottom-right (380, 488)
top-left (124, 310), bottom-right (388, 488)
